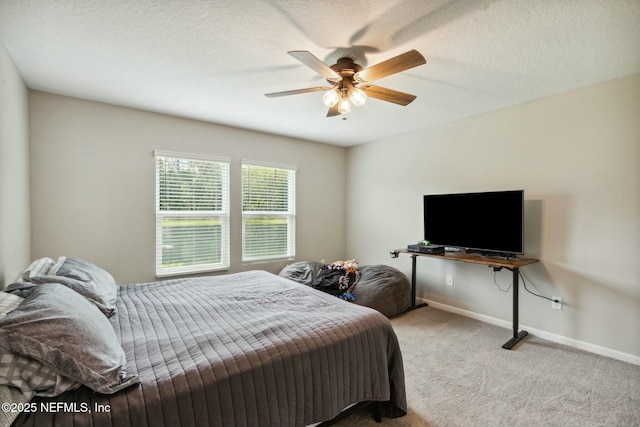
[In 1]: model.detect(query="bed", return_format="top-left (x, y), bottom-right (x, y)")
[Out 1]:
top-left (1, 259), bottom-right (406, 427)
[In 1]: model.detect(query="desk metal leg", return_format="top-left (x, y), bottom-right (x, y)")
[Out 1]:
top-left (405, 255), bottom-right (428, 312)
top-left (501, 267), bottom-right (528, 349)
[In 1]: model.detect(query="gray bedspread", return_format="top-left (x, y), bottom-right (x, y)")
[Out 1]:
top-left (12, 270), bottom-right (406, 427)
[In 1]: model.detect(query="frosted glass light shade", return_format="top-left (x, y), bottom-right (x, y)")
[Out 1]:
top-left (322, 88), bottom-right (341, 107)
top-left (338, 97), bottom-right (351, 114)
top-left (349, 87), bottom-right (367, 106)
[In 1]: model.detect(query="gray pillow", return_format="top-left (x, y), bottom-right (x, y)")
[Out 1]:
top-left (32, 275), bottom-right (116, 317)
top-left (0, 283), bottom-right (139, 394)
top-left (2, 282), bottom-right (37, 299)
top-left (51, 257), bottom-right (113, 284)
top-left (34, 257), bottom-right (117, 317)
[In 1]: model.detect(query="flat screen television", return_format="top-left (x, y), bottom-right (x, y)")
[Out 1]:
top-left (423, 190), bottom-right (524, 257)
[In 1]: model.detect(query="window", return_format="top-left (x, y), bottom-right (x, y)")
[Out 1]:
top-left (155, 151), bottom-right (229, 276)
top-left (242, 161), bottom-right (296, 262)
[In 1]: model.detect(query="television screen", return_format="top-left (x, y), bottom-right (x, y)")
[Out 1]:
top-left (423, 190), bottom-right (524, 256)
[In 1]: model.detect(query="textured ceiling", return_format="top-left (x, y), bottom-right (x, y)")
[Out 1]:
top-left (1, 0), bottom-right (639, 147)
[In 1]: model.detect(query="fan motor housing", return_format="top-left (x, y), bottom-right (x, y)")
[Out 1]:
top-left (328, 58), bottom-right (363, 84)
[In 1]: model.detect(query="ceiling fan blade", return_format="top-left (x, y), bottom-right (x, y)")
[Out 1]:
top-left (362, 85), bottom-right (417, 106)
top-left (326, 103), bottom-right (341, 117)
top-left (288, 51), bottom-right (342, 82)
top-left (265, 86), bottom-right (332, 98)
top-left (354, 49), bottom-right (426, 83)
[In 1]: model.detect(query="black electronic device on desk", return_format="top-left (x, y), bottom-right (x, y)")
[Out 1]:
top-left (407, 241), bottom-right (445, 255)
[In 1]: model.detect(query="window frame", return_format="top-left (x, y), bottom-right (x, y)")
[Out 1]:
top-left (155, 150), bottom-right (230, 277)
top-left (241, 160), bottom-right (296, 263)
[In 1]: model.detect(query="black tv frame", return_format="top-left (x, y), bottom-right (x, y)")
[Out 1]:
top-left (423, 190), bottom-right (524, 259)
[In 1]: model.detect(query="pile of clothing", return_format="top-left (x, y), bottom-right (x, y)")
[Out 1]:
top-left (311, 259), bottom-right (360, 301)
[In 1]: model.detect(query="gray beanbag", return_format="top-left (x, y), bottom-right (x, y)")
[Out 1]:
top-left (278, 261), bottom-right (324, 286)
top-left (353, 265), bottom-right (411, 318)
top-left (279, 262), bottom-right (411, 318)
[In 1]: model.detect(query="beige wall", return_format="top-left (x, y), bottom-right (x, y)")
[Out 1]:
top-left (29, 92), bottom-right (347, 284)
top-left (0, 41), bottom-right (30, 287)
top-left (21, 73), bottom-right (640, 360)
top-left (346, 73), bottom-right (640, 359)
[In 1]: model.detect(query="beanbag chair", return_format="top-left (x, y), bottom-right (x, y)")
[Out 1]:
top-left (278, 261), bottom-right (323, 286)
top-left (279, 262), bottom-right (411, 317)
top-left (353, 265), bottom-right (411, 317)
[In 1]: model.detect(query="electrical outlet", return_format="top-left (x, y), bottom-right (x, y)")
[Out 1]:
top-left (552, 296), bottom-right (562, 310)
top-left (446, 275), bottom-right (454, 287)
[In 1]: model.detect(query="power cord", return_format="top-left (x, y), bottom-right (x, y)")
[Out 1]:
top-left (519, 270), bottom-right (559, 303)
top-left (493, 270), bottom-right (512, 292)
top-left (490, 266), bottom-right (560, 304)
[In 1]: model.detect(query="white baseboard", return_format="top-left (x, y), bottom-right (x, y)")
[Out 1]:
top-left (421, 298), bottom-right (640, 366)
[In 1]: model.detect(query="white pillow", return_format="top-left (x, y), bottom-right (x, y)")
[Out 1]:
top-left (19, 257), bottom-right (56, 282)
top-left (0, 351), bottom-right (79, 399)
top-left (0, 292), bottom-right (23, 318)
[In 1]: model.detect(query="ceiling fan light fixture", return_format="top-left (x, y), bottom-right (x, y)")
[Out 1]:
top-left (322, 87), bottom-right (341, 107)
top-left (267, 49), bottom-right (426, 117)
top-left (349, 87), bottom-right (367, 106)
top-left (338, 96), bottom-right (351, 114)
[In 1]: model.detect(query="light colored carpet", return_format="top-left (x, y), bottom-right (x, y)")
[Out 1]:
top-left (335, 307), bottom-right (640, 427)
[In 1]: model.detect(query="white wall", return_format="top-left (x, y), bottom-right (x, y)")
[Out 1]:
top-left (0, 41), bottom-right (30, 287)
top-left (346, 74), bottom-right (640, 359)
top-left (29, 92), bottom-right (347, 284)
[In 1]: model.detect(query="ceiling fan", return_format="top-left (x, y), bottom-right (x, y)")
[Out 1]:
top-left (265, 49), bottom-right (426, 117)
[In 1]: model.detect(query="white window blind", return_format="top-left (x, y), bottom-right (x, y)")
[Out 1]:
top-left (155, 151), bottom-right (230, 276)
top-left (242, 161), bottom-right (296, 262)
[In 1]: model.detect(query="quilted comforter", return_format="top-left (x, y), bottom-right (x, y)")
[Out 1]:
top-left (12, 270), bottom-right (406, 427)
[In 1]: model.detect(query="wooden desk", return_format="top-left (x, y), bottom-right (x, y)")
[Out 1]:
top-left (391, 249), bottom-right (539, 349)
